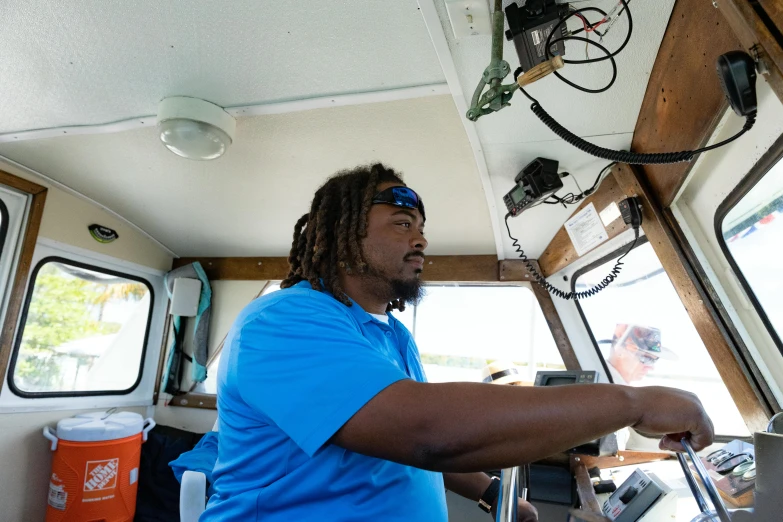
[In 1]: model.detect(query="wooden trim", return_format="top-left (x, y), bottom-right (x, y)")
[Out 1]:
top-left (0, 170), bottom-right (47, 385)
top-left (720, 0), bottom-right (783, 103)
top-left (572, 457), bottom-right (602, 515)
top-left (174, 255), bottom-right (500, 282)
top-left (168, 393), bottom-right (217, 410)
top-left (757, 0), bottom-right (783, 35)
top-left (631, 0), bottom-right (743, 208)
top-left (613, 164), bottom-right (771, 432)
top-left (538, 174), bottom-right (630, 277)
top-left (0, 169), bottom-right (48, 196)
top-left (575, 450), bottom-right (673, 471)
top-left (500, 259), bottom-right (581, 371)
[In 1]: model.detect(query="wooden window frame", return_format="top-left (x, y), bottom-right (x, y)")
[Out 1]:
top-left (0, 169), bottom-right (47, 386)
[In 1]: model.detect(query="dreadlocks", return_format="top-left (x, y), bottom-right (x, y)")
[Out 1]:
top-left (280, 163), bottom-right (408, 311)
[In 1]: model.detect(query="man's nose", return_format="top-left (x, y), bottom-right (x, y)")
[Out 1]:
top-left (411, 231), bottom-right (427, 251)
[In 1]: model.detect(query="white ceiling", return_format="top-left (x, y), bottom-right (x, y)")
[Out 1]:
top-left (0, 96), bottom-right (496, 257)
top-left (0, 0), bottom-right (678, 260)
top-left (0, 0), bottom-right (445, 134)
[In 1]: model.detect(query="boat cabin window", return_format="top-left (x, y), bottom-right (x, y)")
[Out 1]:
top-left (194, 283), bottom-right (563, 393)
top-left (574, 239), bottom-right (748, 436)
top-left (7, 258), bottom-right (153, 397)
top-left (393, 285), bottom-right (563, 383)
top-left (719, 150), bottom-right (783, 354)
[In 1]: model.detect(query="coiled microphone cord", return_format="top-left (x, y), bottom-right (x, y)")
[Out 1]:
top-left (519, 88), bottom-right (757, 165)
top-left (505, 213), bottom-right (639, 300)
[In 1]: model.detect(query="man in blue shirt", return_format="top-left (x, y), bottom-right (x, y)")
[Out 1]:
top-left (203, 163), bottom-right (714, 521)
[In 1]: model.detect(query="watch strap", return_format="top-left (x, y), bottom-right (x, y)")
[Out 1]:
top-left (478, 476), bottom-right (501, 513)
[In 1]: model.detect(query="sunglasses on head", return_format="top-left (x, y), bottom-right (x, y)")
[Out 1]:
top-left (371, 187), bottom-right (426, 222)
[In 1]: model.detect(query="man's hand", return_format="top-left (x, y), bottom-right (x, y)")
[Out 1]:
top-left (490, 498), bottom-right (538, 522)
top-left (630, 386), bottom-right (714, 452)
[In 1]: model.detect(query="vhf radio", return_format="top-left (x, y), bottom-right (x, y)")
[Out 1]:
top-left (503, 157), bottom-right (563, 216)
top-left (505, 0), bottom-right (568, 73)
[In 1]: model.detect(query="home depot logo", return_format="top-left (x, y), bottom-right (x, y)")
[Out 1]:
top-left (83, 459), bottom-right (118, 492)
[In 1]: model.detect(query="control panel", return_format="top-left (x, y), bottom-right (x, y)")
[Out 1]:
top-left (602, 469), bottom-right (671, 522)
top-left (534, 370), bottom-right (597, 387)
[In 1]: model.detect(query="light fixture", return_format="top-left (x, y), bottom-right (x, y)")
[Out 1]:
top-left (157, 97), bottom-right (236, 160)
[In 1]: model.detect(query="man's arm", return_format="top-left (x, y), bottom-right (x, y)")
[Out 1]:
top-left (443, 472), bottom-right (492, 503)
top-left (333, 381), bottom-right (713, 473)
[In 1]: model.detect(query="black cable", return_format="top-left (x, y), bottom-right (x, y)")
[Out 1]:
top-left (519, 87), bottom-right (757, 164)
top-left (505, 213), bottom-right (639, 300)
top-left (543, 0), bottom-right (633, 93)
top-left (551, 162), bottom-right (617, 207)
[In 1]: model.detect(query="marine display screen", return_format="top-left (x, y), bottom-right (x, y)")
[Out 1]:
top-left (541, 376), bottom-right (576, 386)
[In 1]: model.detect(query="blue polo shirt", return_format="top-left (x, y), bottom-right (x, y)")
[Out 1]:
top-left (201, 281), bottom-right (447, 521)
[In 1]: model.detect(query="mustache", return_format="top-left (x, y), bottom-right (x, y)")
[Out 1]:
top-left (404, 252), bottom-right (426, 262)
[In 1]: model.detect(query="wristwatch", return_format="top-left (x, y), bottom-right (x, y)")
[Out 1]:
top-left (478, 476), bottom-right (501, 513)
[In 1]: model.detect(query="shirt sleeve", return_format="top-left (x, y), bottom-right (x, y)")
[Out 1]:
top-left (233, 293), bottom-right (410, 456)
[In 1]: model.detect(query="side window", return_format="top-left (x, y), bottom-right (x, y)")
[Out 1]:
top-left (574, 239), bottom-right (748, 436)
top-left (8, 258), bottom-right (153, 396)
top-left (719, 153), bottom-right (783, 352)
top-left (393, 285), bottom-right (564, 384)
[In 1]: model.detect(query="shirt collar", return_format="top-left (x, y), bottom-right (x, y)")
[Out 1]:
top-left (295, 279), bottom-right (392, 326)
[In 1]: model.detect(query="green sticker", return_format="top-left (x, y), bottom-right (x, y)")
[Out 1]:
top-left (89, 224), bottom-right (119, 244)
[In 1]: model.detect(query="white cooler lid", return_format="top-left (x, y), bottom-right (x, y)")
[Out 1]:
top-left (56, 411), bottom-right (144, 442)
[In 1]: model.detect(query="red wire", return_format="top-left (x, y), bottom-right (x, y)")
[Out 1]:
top-left (574, 12), bottom-right (607, 33)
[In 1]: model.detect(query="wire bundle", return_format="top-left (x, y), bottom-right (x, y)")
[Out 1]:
top-left (544, 0), bottom-right (633, 93)
top-left (544, 162), bottom-right (616, 208)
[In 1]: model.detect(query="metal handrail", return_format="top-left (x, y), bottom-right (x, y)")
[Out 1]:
top-left (495, 466), bottom-right (519, 522)
top-left (677, 438), bottom-right (732, 522)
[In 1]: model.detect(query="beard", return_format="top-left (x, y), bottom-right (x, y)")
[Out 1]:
top-left (363, 264), bottom-right (425, 306)
top-left (390, 275), bottom-right (425, 306)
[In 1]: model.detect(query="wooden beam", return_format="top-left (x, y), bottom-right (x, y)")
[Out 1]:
top-left (174, 255), bottom-right (500, 282)
top-left (168, 393), bottom-right (217, 410)
top-left (720, 0), bottom-right (783, 103)
top-left (0, 170), bottom-right (47, 384)
top-left (613, 164), bottom-right (770, 432)
top-left (172, 257), bottom-right (290, 280)
top-left (631, 0), bottom-right (743, 208)
top-left (572, 458), bottom-right (602, 515)
top-left (500, 259), bottom-right (582, 371)
top-left (538, 174), bottom-right (630, 277)
top-left (576, 450), bottom-right (673, 470)
top-left (757, 0), bottom-right (783, 33)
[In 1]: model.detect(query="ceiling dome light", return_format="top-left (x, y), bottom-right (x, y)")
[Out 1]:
top-left (157, 97), bottom-right (236, 160)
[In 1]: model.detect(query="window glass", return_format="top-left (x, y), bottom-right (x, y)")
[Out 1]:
top-left (395, 285), bottom-right (564, 384)
top-left (575, 241), bottom-right (748, 436)
top-left (720, 156), bottom-right (783, 343)
top-left (11, 259), bottom-right (152, 395)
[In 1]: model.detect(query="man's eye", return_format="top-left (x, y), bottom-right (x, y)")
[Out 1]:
top-left (397, 222), bottom-right (411, 228)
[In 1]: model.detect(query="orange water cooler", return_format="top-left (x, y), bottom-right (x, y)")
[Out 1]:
top-left (43, 411), bottom-right (155, 522)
